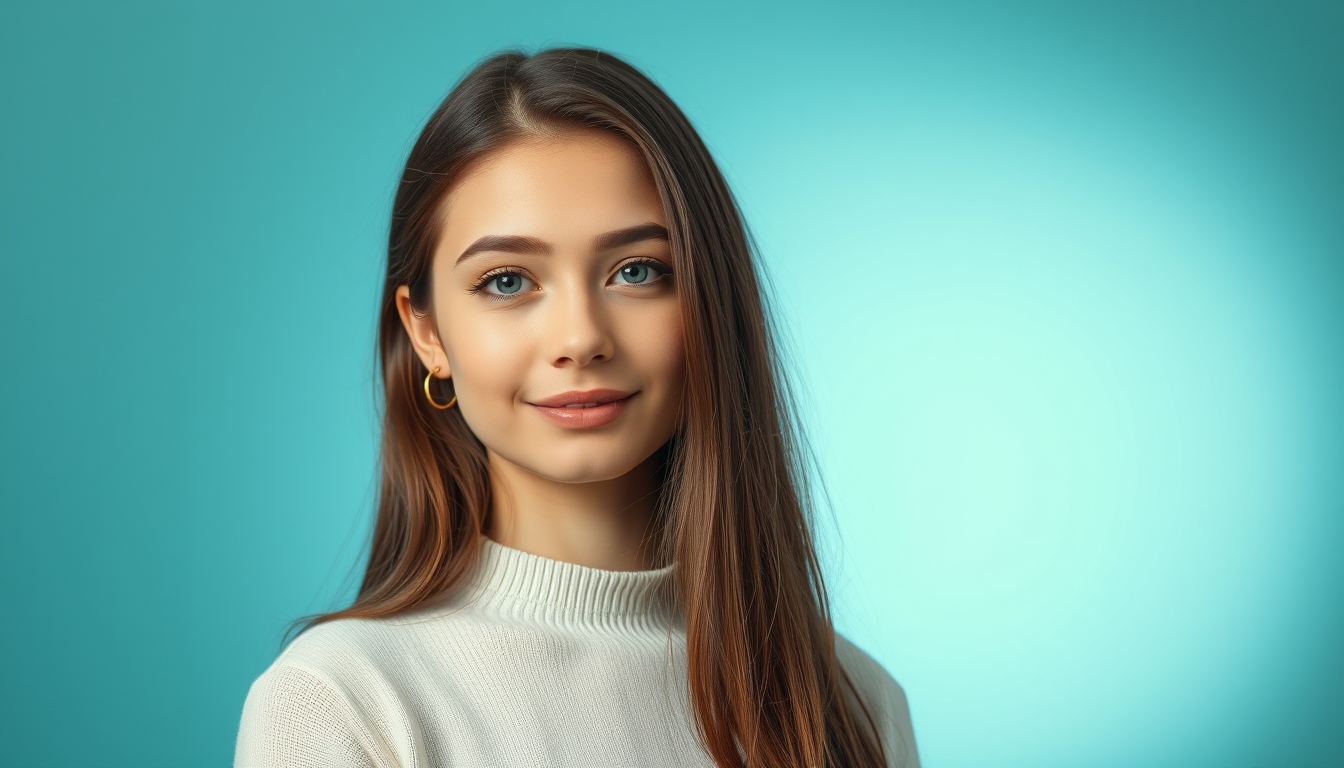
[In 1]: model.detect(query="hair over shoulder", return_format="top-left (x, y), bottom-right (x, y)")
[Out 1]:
top-left (301, 48), bottom-right (888, 768)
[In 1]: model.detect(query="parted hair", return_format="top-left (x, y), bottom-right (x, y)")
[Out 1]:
top-left (302, 48), bottom-right (887, 768)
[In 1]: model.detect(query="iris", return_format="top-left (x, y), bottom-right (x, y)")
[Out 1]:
top-left (492, 274), bottom-right (523, 294)
top-left (619, 263), bottom-right (651, 284)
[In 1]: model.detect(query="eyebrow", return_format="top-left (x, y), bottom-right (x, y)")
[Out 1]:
top-left (595, 222), bottom-right (669, 251)
top-left (455, 222), bottom-right (669, 265)
top-left (455, 234), bottom-right (550, 264)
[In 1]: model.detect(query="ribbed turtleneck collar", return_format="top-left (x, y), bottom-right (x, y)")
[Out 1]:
top-left (462, 535), bottom-right (677, 629)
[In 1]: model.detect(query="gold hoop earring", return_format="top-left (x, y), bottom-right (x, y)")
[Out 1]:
top-left (423, 366), bottom-right (456, 410)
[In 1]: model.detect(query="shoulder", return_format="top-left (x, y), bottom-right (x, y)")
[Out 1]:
top-left (834, 633), bottom-right (921, 768)
top-left (247, 615), bottom-right (427, 708)
top-left (270, 617), bottom-right (400, 680)
top-left (235, 619), bottom-right (411, 768)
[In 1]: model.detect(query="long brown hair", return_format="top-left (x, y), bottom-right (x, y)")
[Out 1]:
top-left (304, 48), bottom-right (886, 768)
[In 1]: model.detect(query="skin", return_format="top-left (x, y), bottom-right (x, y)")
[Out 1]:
top-left (395, 129), bottom-right (685, 572)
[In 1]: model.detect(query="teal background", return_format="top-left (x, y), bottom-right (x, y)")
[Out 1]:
top-left (2, 1), bottom-right (1341, 766)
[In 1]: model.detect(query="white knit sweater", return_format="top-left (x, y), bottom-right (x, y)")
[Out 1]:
top-left (235, 536), bottom-right (920, 767)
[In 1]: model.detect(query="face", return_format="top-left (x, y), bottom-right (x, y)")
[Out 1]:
top-left (396, 129), bottom-right (685, 484)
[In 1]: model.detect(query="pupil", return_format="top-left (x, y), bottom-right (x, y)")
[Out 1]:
top-left (623, 264), bottom-right (648, 283)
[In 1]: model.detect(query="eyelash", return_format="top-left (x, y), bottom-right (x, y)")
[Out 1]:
top-left (467, 267), bottom-right (531, 300)
top-left (614, 257), bottom-right (673, 285)
top-left (467, 258), bottom-right (673, 300)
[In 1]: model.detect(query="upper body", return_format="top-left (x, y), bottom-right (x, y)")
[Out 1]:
top-left (235, 536), bottom-right (919, 768)
top-left (241, 47), bottom-right (919, 768)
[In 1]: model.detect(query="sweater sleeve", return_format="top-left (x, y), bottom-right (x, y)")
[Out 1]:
top-left (835, 635), bottom-right (921, 768)
top-left (234, 664), bottom-right (381, 768)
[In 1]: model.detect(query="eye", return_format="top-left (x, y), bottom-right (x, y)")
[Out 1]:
top-left (488, 273), bottom-right (527, 294)
top-left (612, 259), bottom-right (670, 286)
top-left (471, 269), bottom-right (535, 298)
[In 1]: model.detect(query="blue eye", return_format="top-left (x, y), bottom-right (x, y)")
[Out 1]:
top-left (486, 273), bottom-right (527, 295)
top-left (620, 264), bottom-right (650, 284)
top-left (616, 261), bottom-right (667, 285)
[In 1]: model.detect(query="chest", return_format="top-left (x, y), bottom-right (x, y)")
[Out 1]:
top-left (383, 621), bottom-right (715, 767)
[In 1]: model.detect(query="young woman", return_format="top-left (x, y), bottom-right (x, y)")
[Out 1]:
top-left (235, 48), bottom-right (919, 768)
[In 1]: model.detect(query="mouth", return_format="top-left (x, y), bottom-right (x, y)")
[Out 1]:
top-left (528, 389), bottom-right (637, 429)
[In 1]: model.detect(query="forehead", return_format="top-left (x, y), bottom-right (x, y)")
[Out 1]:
top-left (436, 130), bottom-right (666, 248)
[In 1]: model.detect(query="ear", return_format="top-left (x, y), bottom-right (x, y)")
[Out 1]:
top-left (395, 285), bottom-right (450, 378)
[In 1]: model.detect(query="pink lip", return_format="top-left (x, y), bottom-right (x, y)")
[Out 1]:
top-left (529, 389), bottom-right (636, 429)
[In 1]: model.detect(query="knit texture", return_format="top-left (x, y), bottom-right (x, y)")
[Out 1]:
top-left (234, 536), bottom-right (920, 767)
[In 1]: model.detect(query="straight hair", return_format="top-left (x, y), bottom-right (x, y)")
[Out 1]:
top-left (302, 48), bottom-right (887, 768)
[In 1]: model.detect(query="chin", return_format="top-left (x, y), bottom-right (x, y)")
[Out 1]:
top-left (532, 451), bottom-right (645, 484)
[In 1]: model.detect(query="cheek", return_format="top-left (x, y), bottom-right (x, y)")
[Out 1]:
top-left (440, 306), bottom-right (531, 419)
top-left (625, 301), bottom-right (686, 395)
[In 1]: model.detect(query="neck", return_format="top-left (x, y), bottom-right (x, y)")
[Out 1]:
top-left (484, 450), bottom-right (662, 571)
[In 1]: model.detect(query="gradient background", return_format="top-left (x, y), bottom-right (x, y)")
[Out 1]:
top-left (2, 2), bottom-right (1341, 766)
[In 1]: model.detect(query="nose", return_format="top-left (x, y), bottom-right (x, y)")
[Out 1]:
top-left (544, 278), bottom-right (614, 368)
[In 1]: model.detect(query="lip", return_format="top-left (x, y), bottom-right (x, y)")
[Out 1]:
top-left (528, 388), bottom-right (637, 429)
